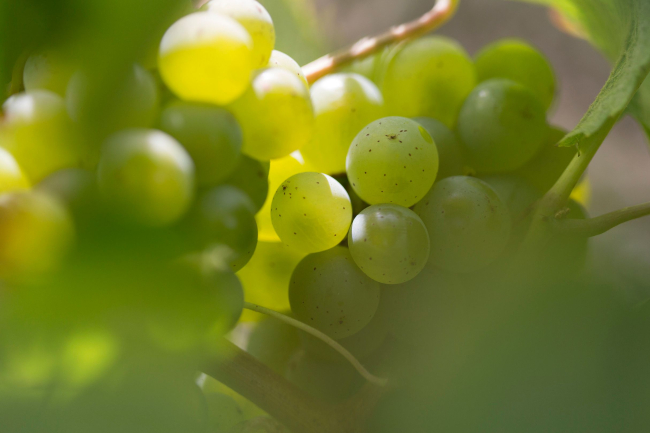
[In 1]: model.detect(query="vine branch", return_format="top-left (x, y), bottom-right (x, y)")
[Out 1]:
top-left (555, 201), bottom-right (650, 237)
top-left (302, 0), bottom-right (459, 83)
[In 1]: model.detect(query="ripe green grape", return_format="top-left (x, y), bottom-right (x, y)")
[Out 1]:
top-left (23, 50), bottom-right (75, 96)
top-left (0, 148), bottom-right (30, 193)
top-left (159, 101), bottom-right (242, 188)
top-left (231, 68), bottom-right (314, 160)
top-left (1, 90), bottom-right (85, 183)
top-left (478, 174), bottom-right (541, 220)
top-left (97, 129), bottom-right (195, 227)
top-left (271, 172), bottom-right (352, 253)
top-left (204, 0), bottom-right (275, 68)
top-left (189, 185), bottom-right (258, 272)
top-left (221, 155), bottom-right (269, 213)
top-left (475, 38), bottom-right (556, 109)
top-left (203, 392), bottom-right (246, 433)
top-left (457, 79), bottom-right (548, 173)
top-left (346, 117), bottom-right (438, 207)
top-left (268, 50), bottom-right (308, 87)
top-left (158, 12), bottom-right (254, 105)
top-left (381, 36), bottom-right (476, 127)
top-left (413, 117), bottom-right (465, 179)
top-left (289, 246), bottom-right (380, 339)
top-left (247, 314), bottom-right (300, 373)
top-left (348, 204), bottom-right (430, 284)
top-left (301, 73), bottom-right (384, 174)
top-left (413, 176), bottom-right (511, 273)
top-left (0, 191), bottom-right (74, 281)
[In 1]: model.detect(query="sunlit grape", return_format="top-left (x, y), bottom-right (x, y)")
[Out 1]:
top-left (268, 50), bottom-right (308, 87)
top-left (413, 117), bottom-right (465, 179)
top-left (23, 50), bottom-right (75, 96)
top-left (301, 73), bottom-right (384, 174)
top-left (285, 349), bottom-right (358, 402)
top-left (0, 148), bottom-right (30, 193)
top-left (221, 155), bottom-right (269, 213)
top-left (348, 204), bottom-right (429, 284)
top-left (231, 68), bottom-right (314, 160)
top-left (159, 12), bottom-right (254, 105)
top-left (271, 172), bottom-right (352, 253)
top-left (247, 314), bottom-right (300, 373)
top-left (289, 246), bottom-right (380, 339)
top-left (346, 117), bottom-right (438, 207)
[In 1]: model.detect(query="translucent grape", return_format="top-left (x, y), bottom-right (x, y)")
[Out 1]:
top-left (346, 117), bottom-right (438, 207)
top-left (478, 174), bottom-right (541, 220)
top-left (158, 12), bottom-right (254, 105)
top-left (457, 79), bottom-right (548, 173)
top-left (289, 246), bottom-right (380, 339)
top-left (159, 101), bottom-right (242, 188)
top-left (285, 349), bottom-right (358, 402)
top-left (475, 38), bottom-right (556, 109)
top-left (247, 314), bottom-right (300, 374)
top-left (301, 73), bottom-right (384, 174)
top-left (203, 392), bottom-right (245, 433)
top-left (0, 148), bottom-right (30, 193)
top-left (413, 176), bottom-right (511, 273)
top-left (204, 0), bottom-right (275, 68)
top-left (348, 204), bottom-right (430, 284)
top-left (413, 117), bottom-right (465, 179)
top-left (97, 129), bottom-right (195, 227)
top-left (221, 155), bottom-right (269, 213)
top-left (23, 50), bottom-right (75, 96)
top-left (268, 50), bottom-right (308, 87)
top-left (381, 36), bottom-right (476, 127)
top-left (271, 172), bottom-right (352, 253)
top-left (231, 68), bottom-right (314, 160)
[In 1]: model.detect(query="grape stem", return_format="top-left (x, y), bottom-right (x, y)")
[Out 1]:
top-left (243, 302), bottom-right (388, 387)
top-left (555, 201), bottom-right (650, 237)
top-left (302, 0), bottom-right (459, 83)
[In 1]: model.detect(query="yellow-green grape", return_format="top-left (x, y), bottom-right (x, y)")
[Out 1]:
top-left (271, 172), bottom-right (352, 253)
top-left (1, 90), bottom-right (84, 183)
top-left (413, 176), bottom-right (511, 273)
top-left (221, 155), bottom-right (269, 213)
top-left (204, 392), bottom-right (246, 433)
top-left (97, 129), bottom-right (195, 227)
top-left (231, 68), bottom-right (314, 160)
top-left (458, 79), bottom-right (548, 174)
top-left (204, 0), bottom-right (275, 68)
top-left (0, 191), bottom-right (74, 281)
top-left (475, 38), bottom-right (556, 109)
top-left (301, 73), bottom-right (384, 175)
top-left (159, 101), bottom-right (242, 188)
top-left (247, 314), bottom-right (300, 374)
top-left (23, 50), bottom-right (75, 96)
top-left (346, 117), bottom-right (438, 207)
top-left (0, 148), bottom-right (30, 193)
top-left (381, 36), bottom-right (476, 127)
top-left (348, 204), bottom-right (430, 284)
top-left (515, 126), bottom-right (575, 194)
top-left (237, 241), bottom-right (308, 322)
top-left (289, 246), bottom-right (380, 339)
top-left (158, 12), bottom-right (254, 105)
top-left (268, 50), bottom-right (308, 87)
top-left (413, 117), bottom-right (465, 180)
top-left (478, 174), bottom-right (541, 221)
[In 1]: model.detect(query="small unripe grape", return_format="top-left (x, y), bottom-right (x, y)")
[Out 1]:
top-left (0, 148), bottom-right (30, 194)
top-left (247, 315), bottom-right (300, 373)
top-left (268, 50), bottom-right (308, 87)
top-left (271, 172), bottom-right (352, 253)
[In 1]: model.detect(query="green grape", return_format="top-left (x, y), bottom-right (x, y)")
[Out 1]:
top-left (247, 314), bottom-right (300, 374)
top-left (271, 172), bottom-right (352, 253)
top-left (1, 90), bottom-right (85, 183)
top-left (231, 68), bottom-right (314, 160)
top-left (203, 392), bottom-right (246, 433)
top-left (289, 246), bottom-right (380, 339)
top-left (37, 168), bottom-right (97, 219)
top-left (268, 50), bottom-right (308, 87)
top-left (381, 36), bottom-right (476, 127)
top-left (348, 204), bottom-right (430, 284)
top-left (237, 241), bottom-right (308, 322)
top-left (0, 191), bottom-right (75, 281)
top-left (475, 38), bottom-right (556, 109)
top-left (515, 126), bottom-right (575, 194)
top-left (23, 50), bottom-right (75, 96)
top-left (457, 79), bottom-right (548, 173)
top-left (158, 12), bottom-right (254, 105)
top-left (97, 129), bottom-right (195, 227)
top-left (221, 155), bottom-right (270, 213)
top-left (204, 0), bottom-right (275, 68)
top-left (285, 349), bottom-right (358, 403)
top-left (346, 117), bottom-right (438, 207)
top-left (413, 117), bottom-right (465, 180)
top-left (0, 148), bottom-right (30, 193)
top-left (159, 101), bottom-right (243, 188)
top-left (189, 185), bottom-right (258, 272)
top-left (478, 174), bottom-right (541, 220)
top-left (413, 176), bottom-right (511, 273)
top-left (301, 73), bottom-right (384, 174)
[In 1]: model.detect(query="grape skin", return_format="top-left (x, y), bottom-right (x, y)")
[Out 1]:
top-left (348, 204), bottom-right (430, 284)
top-left (271, 172), bottom-right (352, 253)
top-left (413, 117), bottom-right (465, 180)
top-left (301, 73), bottom-right (384, 175)
top-left (268, 50), bottom-right (308, 87)
top-left (289, 246), bottom-right (381, 339)
top-left (0, 148), bottom-right (30, 194)
top-left (247, 314), bottom-right (300, 374)
top-left (220, 155), bottom-right (269, 213)
top-left (478, 174), bottom-right (541, 221)
top-left (346, 117), bottom-right (438, 207)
